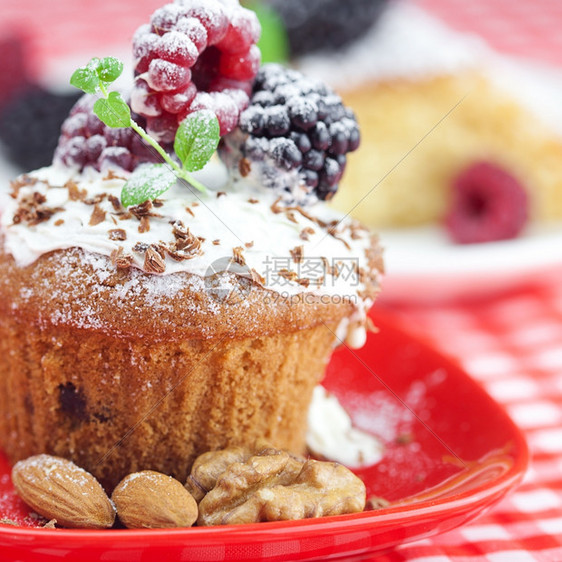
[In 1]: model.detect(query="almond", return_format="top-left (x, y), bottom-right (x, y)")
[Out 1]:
top-left (112, 470), bottom-right (198, 529)
top-left (11, 454), bottom-right (115, 529)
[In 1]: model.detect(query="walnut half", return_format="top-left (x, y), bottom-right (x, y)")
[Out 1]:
top-left (193, 443), bottom-right (366, 526)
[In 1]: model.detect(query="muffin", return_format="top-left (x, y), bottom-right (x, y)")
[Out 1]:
top-left (0, 1), bottom-right (382, 490)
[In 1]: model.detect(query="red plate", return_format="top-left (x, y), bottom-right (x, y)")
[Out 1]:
top-left (0, 308), bottom-right (528, 561)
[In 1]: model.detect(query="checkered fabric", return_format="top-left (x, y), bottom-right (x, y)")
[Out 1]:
top-left (2, 0), bottom-right (562, 559)
top-left (375, 279), bottom-right (562, 561)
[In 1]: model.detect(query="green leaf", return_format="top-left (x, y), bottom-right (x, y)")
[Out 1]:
top-left (246, 1), bottom-right (288, 63)
top-left (97, 57), bottom-right (124, 84)
top-left (70, 58), bottom-right (102, 94)
top-left (121, 164), bottom-right (177, 207)
top-left (94, 91), bottom-right (132, 129)
top-left (174, 110), bottom-right (220, 173)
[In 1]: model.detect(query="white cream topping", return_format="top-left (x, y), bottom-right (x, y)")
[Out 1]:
top-left (1, 160), bottom-right (381, 346)
top-left (306, 385), bottom-right (384, 468)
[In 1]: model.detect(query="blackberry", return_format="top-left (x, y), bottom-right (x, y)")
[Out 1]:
top-left (0, 87), bottom-right (81, 172)
top-left (260, 0), bottom-right (389, 57)
top-left (54, 95), bottom-right (162, 173)
top-left (131, 0), bottom-right (261, 142)
top-left (219, 63), bottom-right (360, 203)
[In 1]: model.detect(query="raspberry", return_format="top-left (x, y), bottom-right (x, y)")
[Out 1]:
top-left (131, 0), bottom-right (261, 139)
top-left (263, 0), bottom-right (389, 57)
top-left (445, 162), bottom-right (529, 244)
top-left (219, 64), bottom-right (360, 204)
top-left (54, 95), bottom-right (162, 172)
top-left (0, 87), bottom-right (81, 172)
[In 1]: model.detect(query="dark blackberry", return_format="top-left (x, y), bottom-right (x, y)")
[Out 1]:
top-left (219, 63), bottom-right (360, 203)
top-left (0, 87), bottom-right (81, 172)
top-left (54, 95), bottom-right (162, 173)
top-left (260, 0), bottom-right (389, 57)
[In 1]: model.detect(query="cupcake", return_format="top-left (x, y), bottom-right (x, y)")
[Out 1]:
top-left (0, 0), bottom-right (382, 490)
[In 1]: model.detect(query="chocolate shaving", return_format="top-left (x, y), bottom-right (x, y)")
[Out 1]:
top-left (248, 198), bottom-right (259, 204)
top-left (163, 220), bottom-right (203, 261)
top-left (296, 278), bottom-right (311, 288)
top-left (300, 227), bottom-right (316, 241)
top-left (138, 216), bottom-right (150, 233)
top-left (10, 175), bottom-right (38, 198)
top-left (65, 180), bottom-right (87, 201)
top-left (270, 197), bottom-right (283, 214)
top-left (12, 191), bottom-right (64, 226)
top-left (144, 245), bottom-right (166, 273)
top-left (192, 202), bottom-right (199, 207)
top-left (108, 229), bottom-right (127, 241)
top-left (245, 241), bottom-right (254, 249)
top-left (251, 269), bottom-right (266, 285)
top-left (54, 219), bottom-right (64, 227)
top-left (152, 199), bottom-right (164, 208)
top-left (89, 204), bottom-right (106, 226)
top-left (103, 170), bottom-right (127, 181)
top-left (286, 211), bottom-right (298, 224)
top-left (212, 239), bottom-right (221, 246)
top-left (84, 193), bottom-right (107, 206)
top-left (217, 191), bottom-right (226, 198)
top-left (132, 242), bottom-right (150, 253)
top-left (278, 269), bottom-right (299, 282)
top-left (110, 247), bottom-right (133, 269)
top-left (290, 245), bottom-right (304, 264)
top-left (185, 207), bottom-right (195, 218)
top-left (239, 157), bottom-right (252, 177)
top-left (232, 246), bottom-right (246, 266)
top-left (129, 200), bottom-right (162, 219)
top-left (108, 194), bottom-right (124, 212)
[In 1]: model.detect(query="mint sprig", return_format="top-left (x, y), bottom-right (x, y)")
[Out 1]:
top-left (71, 56), bottom-right (221, 207)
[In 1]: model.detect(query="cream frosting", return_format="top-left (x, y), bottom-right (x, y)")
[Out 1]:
top-left (306, 385), bottom-right (384, 468)
top-left (1, 160), bottom-right (381, 346)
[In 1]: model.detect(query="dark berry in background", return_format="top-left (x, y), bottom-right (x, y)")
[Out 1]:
top-left (260, 0), bottom-right (389, 57)
top-left (0, 88), bottom-right (81, 172)
top-left (0, 30), bottom-right (31, 112)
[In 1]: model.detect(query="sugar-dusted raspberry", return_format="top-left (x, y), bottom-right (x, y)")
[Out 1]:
top-left (131, 0), bottom-right (261, 139)
top-left (218, 64), bottom-right (360, 204)
top-left (445, 161), bottom-right (529, 244)
top-left (54, 95), bottom-right (162, 172)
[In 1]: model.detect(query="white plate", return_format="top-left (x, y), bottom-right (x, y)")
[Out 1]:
top-left (379, 223), bottom-right (562, 303)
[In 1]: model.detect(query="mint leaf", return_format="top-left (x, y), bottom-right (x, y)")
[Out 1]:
top-left (70, 58), bottom-right (102, 94)
top-left (97, 57), bottom-right (124, 84)
top-left (94, 92), bottom-right (132, 129)
top-left (121, 164), bottom-right (177, 207)
top-left (174, 110), bottom-right (220, 173)
top-left (247, 1), bottom-right (288, 63)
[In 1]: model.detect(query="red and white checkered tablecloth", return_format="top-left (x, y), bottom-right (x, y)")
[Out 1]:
top-left (2, 0), bottom-right (562, 560)
top-left (373, 280), bottom-right (562, 561)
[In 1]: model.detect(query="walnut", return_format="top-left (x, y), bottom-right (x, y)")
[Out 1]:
top-left (194, 443), bottom-right (365, 526)
top-left (185, 446), bottom-right (250, 502)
